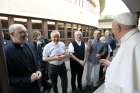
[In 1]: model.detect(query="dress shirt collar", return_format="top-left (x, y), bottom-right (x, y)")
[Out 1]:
top-left (75, 40), bottom-right (81, 46)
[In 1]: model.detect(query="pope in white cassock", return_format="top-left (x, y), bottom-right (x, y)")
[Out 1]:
top-left (100, 12), bottom-right (140, 93)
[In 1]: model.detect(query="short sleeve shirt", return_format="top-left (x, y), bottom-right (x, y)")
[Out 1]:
top-left (42, 41), bottom-right (65, 65)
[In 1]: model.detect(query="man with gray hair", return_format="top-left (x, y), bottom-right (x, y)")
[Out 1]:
top-left (43, 30), bottom-right (68, 93)
top-left (100, 12), bottom-right (140, 93)
top-left (4, 24), bottom-right (42, 93)
top-left (68, 30), bottom-right (85, 93)
top-left (86, 30), bottom-right (106, 91)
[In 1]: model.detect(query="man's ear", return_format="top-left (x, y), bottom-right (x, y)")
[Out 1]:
top-left (117, 24), bottom-right (121, 33)
top-left (10, 33), bottom-right (14, 37)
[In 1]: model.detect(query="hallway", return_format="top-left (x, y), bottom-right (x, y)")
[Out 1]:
top-left (54, 60), bottom-right (105, 93)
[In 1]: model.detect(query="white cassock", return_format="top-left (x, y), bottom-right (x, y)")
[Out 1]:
top-left (104, 29), bottom-right (140, 93)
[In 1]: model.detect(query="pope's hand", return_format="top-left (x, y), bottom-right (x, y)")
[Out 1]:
top-left (99, 59), bottom-right (110, 66)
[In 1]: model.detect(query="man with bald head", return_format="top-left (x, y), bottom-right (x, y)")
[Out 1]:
top-left (100, 12), bottom-right (140, 93)
top-left (4, 24), bottom-right (42, 93)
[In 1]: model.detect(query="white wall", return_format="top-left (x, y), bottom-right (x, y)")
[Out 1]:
top-left (0, 0), bottom-right (100, 27)
top-left (99, 21), bottom-right (112, 28)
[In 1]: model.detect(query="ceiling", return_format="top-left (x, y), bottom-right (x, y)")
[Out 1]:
top-left (122, 0), bottom-right (140, 12)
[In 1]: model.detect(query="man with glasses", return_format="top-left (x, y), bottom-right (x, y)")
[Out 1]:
top-left (4, 24), bottom-right (42, 93)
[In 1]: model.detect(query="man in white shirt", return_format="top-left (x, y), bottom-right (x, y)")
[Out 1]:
top-left (42, 30), bottom-right (67, 93)
top-left (68, 31), bottom-right (85, 93)
top-left (100, 12), bottom-right (140, 93)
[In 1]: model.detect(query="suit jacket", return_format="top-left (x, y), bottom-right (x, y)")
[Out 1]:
top-left (4, 41), bottom-right (41, 93)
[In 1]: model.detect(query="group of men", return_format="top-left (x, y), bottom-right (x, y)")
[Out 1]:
top-left (3, 12), bottom-right (140, 93)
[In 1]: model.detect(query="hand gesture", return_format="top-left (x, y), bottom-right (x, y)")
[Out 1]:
top-left (31, 71), bottom-right (42, 82)
top-left (79, 60), bottom-right (85, 66)
top-left (31, 73), bottom-right (38, 82)
top-left (36, 71), bottom-right (42, 79)
top-left (99, 59), bottom-right (110, 66)
top-left (96, 54), bottom-right (101, 59)
top-left (56, 55), bottom-right (65, 61)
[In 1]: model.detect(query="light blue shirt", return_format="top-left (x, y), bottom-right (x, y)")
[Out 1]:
top-left (43, 41), bottom-right (65, 65)
top-left (87, 39), bottom-right (104, 64)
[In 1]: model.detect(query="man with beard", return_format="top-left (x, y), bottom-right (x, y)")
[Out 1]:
top-left (4, 24), bottom-right (42, 93)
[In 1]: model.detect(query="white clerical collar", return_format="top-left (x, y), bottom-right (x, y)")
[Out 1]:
top-left (120, 28), bottom-right (138, 43)
top-left (75, 40), bottom-right (81, 46)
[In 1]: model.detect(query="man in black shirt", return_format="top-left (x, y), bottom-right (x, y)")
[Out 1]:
top-left (4, 24), bottom-right (42, 93)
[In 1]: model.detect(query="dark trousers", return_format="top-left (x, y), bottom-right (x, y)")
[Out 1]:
top-left (70, 62), bottom-right (84, 91)
top-left (99, 65), bottom-right (105, 81)
top-left (9, 85), bottom-right (41, 93)
top-left (48, 63), bottom-right (67, 93)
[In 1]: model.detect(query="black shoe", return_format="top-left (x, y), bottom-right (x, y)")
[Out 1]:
top-left (78, 89), bottom-right (83, 93)
top-left (72, 90), bottom-right (77, 93)
top-left (42, 80), bottom-right (52, 93)
top-left (85, 85), bottom-right (90, 89)
top-left (85, 85), bottom-right (92, 91)
top-left (78, 86), bottom-right (84, 93)
top-left (92, 86), bottom-right (98, 91)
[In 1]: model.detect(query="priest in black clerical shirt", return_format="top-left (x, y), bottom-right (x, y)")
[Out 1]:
top-left (4, 24), bottom-right (42, 93)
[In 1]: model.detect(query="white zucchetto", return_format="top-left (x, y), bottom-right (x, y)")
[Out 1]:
top-left (114, 12), bottom-right (137, 26)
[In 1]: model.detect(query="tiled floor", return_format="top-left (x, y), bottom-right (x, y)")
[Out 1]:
top-left (94, 84), bottom-right (104, 93)
top-left (48, 61), bottom-right (93, 93)
top-left (47, 60), bottom-right (105, 93)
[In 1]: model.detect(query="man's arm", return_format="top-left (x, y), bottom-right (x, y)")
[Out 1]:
top-left (69, 53), bottom-right (84, 66)
top-left (84, 40), bottom-right (92, 62)
top-left (99, 43), bottom-right (109, 59)
top-left (43, 54), bottom-right (65, 62)
top-left (68, 42), bottom-right (84, 66)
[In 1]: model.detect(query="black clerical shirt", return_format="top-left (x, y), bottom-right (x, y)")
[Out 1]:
top-left (4, 41), bottom-right (38, 86)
